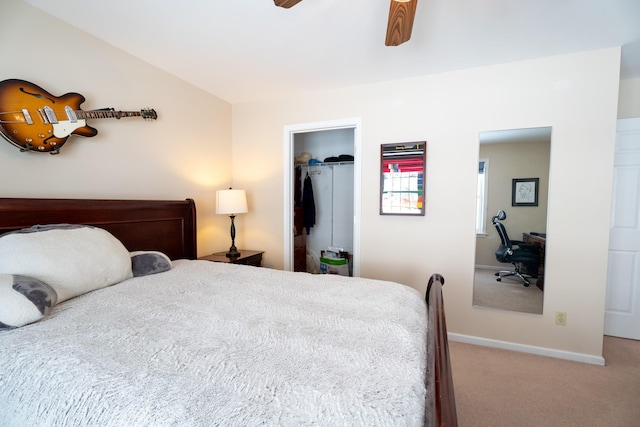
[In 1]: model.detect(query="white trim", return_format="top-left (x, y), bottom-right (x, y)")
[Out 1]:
top-left (475, 264), bottom-right (500, 271)
top-left (448, 333), bottom-right (606, 366)
top-left (283, 118), bottom-right (362, 276)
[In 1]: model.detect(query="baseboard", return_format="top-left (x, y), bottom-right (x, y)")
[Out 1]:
top-left (448, 333), bottom-right (606, 366)
top-left (475, 265), bottom-right (499, 271)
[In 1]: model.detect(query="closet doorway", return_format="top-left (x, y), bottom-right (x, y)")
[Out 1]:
top-left (283, 118), bottom-right (362, 276)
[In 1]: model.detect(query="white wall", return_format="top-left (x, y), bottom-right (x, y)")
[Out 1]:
top-left (294, 128), bottom-right (354, 161)
top-left (619, 77), bottom-right (640, 118)
top-left (299, 164), bottom-right (355, 260)
top-left (0, 0), bottom-right (233, 256)
top-left (233, 48), bottom-right (621, 359)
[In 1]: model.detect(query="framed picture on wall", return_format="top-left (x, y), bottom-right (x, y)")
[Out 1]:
top-left (380, 141), bottom-right (426, 216)
top-left (512, 178), bottom-right (539, 206)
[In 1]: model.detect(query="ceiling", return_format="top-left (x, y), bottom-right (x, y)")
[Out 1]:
top-left (22, 0), bottom-right (640, 104)
top-left (480, 127), bottom-right (551, 145)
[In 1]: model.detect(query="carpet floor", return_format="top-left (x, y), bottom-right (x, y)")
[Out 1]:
top-left (449, 335), bottom-right (640, 426)
top-left (473, 268), bottom-right (543, 314)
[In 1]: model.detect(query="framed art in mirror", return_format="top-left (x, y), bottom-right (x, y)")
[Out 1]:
top-left (380, 141), bottom-right (426, 216)
top-left (512, 177), bottom-right (539, 206)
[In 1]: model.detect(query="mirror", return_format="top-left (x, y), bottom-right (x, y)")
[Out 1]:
top-left (380, 141), bottom-right (426, 215)
top-left (473, 127), bottom-right (551, 314)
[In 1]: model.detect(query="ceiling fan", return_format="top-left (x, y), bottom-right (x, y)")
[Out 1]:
top-left (274, 0), bottom-right (418, 46)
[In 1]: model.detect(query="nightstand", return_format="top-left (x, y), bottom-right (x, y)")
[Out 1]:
top-left (199, 250), bottom-right (264, 267)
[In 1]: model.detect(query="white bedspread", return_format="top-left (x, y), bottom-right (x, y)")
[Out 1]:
top-left (0, 260), bottom-right (428, 427)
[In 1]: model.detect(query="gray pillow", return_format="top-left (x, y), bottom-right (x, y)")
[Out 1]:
top-left (130, 251), bottom-right (172, 277)
top-left (0, 274), bottom-right (58, 329)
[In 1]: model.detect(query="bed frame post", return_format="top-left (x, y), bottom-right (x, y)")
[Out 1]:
top-left (426, 273), bottom-right (457, 426)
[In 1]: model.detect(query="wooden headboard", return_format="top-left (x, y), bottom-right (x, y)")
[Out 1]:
top-left (0, 198), bottom-right (197, 260)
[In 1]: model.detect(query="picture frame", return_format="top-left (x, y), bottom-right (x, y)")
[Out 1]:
top-left (512, 178), bottom-right (539, 206)
top-left (380, 141), bottom-right (426, 216)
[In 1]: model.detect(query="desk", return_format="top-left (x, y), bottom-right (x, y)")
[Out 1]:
top-left (522, 233), bottom-right (545, 290)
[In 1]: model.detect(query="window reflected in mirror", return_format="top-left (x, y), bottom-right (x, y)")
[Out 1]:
top-left (473, 127), bottom-right (551, 314)
top-left (476, 159), bottom-right (489, 234)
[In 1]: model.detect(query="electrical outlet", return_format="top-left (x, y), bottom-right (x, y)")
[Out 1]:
top-left (555, 311), bottom-right (567, 326)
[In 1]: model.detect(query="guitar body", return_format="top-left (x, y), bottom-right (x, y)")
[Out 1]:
top-left (0, 79), bottom-right (156, 153)
top-left (0, 79), bottom-right (97, 153)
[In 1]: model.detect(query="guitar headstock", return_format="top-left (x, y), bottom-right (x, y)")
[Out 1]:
top-left (141, 109), bottom-right (157, 120)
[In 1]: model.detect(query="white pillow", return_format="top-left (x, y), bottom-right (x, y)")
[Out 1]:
top-left (0, 274), bottom-right (58, 329)
top-left (0, 225), bottom-right (133, 303)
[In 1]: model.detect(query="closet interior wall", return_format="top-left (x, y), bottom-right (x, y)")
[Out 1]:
top-left (293, 129), bottom-right (355, 273)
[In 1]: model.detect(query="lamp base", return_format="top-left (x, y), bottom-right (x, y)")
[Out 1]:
top-left (226, 214), bottom-right (240, 258)
top-left (226, 248), bottom-right (241, 258)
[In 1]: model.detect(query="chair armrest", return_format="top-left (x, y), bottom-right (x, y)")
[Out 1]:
top-left (495, 244), bottom-right (513, 261)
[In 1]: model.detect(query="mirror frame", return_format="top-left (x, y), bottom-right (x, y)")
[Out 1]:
top-left (473, 127), bottom-right (551, 314)
top-left (379, 141), bottom-right (426, 216)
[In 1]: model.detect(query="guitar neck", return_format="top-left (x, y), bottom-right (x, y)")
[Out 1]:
top-left (77, 109), bottom-right (143, 120)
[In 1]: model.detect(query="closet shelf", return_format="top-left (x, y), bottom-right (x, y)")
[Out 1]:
top-left (297, 161), bottom-right (354, 167)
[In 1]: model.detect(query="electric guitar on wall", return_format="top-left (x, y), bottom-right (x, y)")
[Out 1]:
top-left (0, 79), bottom-right (157, 154)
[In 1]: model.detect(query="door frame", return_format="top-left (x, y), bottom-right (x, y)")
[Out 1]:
top-left (282, 117), bottom-right (362, 275)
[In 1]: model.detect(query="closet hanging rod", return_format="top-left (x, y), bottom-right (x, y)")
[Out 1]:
top-left (297, 161), bottom-right (354, 167)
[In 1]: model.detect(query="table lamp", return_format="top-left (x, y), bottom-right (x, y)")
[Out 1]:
top-left (216, 188), bottom-right (248, 257)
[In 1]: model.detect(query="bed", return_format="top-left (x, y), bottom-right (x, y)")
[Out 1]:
top-left (0, 197), bottom-right (457, 426)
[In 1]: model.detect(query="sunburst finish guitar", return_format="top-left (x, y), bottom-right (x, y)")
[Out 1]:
top-left (0, 79), bottom-right (157, 154)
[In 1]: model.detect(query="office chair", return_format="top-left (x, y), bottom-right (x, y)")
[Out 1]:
top-left (492, 210), bottom-right (540, 287)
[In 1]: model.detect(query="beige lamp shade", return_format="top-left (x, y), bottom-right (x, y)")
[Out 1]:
top-left (216, 189), bottom-right (248, 215)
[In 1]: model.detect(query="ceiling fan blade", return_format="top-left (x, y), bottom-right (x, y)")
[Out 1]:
top-left (385, 0), bottom-right (418, 46)
top-left (274, 0), bottom-right (303, 8)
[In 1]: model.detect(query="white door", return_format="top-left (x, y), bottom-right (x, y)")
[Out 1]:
top-left (605, 117), bottom-right (640, 339)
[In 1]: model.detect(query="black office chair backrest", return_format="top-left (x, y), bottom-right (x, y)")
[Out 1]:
top-left (494, 221), bottom-right (511, 246)
top-left (491, 210), bottom-right (511, 247)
